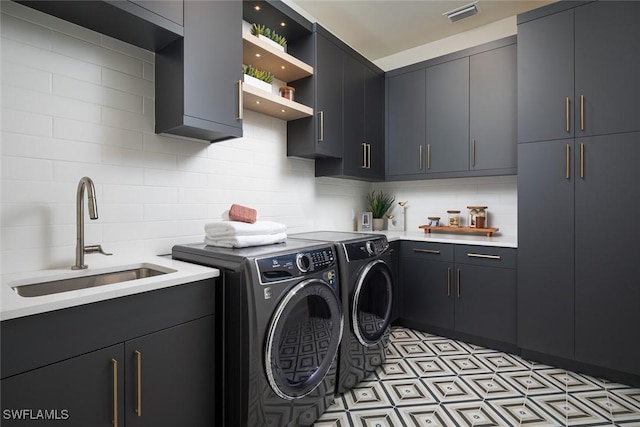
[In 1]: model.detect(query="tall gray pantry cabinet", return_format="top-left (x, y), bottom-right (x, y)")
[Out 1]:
top-left (517, 0), bottom-right (640, 380)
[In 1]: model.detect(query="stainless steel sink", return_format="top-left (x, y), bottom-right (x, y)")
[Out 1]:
top-left (11, 264), bottom-right (176, 297)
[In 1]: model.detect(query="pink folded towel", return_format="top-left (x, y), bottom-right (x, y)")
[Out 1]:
top-left (229, 204), bottom-right (257, 224)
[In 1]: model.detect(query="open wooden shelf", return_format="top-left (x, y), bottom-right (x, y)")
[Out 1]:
top-left (419, 225), bottom-right (500, 237)
top-left (242, 30), bottom-right (313, 82)
top-left (242, 83), bottom-right (313, 121)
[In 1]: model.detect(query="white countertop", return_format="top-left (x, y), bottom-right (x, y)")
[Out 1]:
top-left (1, 255), bottom-right (219, 321)
top-left (379, 230), bottom-right (517, 248)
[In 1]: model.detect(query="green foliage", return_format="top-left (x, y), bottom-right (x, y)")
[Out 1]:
top-left (242, 64), bottom-right (274, 84)
top-left (250, 23), bottom-right (287, 47)
top-left (367, 190), bottom-right (396, 219)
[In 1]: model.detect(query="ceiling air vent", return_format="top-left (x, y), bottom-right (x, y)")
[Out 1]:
top-left (443, 2), bottom-right (479, 23)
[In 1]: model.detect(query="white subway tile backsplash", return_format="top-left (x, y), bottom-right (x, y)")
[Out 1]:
top-left (3, 85), bottom-right (101, 123)
top-left (101, 67), bottom-right (154, 99)
top-left (1, 108), bottom-right (52, 137)
top-left (1, 157), bottom-right (53, 181)
top-left (52, 161), bottom-right (144, 185)
top-left (52, 74), bottom-right (143, 114)
top-left (53, 117), bottom-right (143, 148)
top-left (1, 12), bottom-right (53, 50)
top-left (2, 61), bottom-right (51, 93)
top-left (1, 132), bottom-right (102, 163)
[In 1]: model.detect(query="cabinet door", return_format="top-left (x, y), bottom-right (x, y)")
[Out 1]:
top-left (470, 44), bottom-right (517, 171)
top-left (315, 33), bottom-right (343, 158)
top-left (365, 66), bottom-right (385, 180)
top-left (1, 345), bottom-right (124, 427)
top-left (401, 258), bottom-right (454, 330)
top-left (454, 265), bottom-right (516, 345)
top-left (387, 69), bottom-right (426, 177)
top-left (342, 52), bottom-right (366, 176)
top-left (517, 139), bottom-right (575, 359)
top-left (125, 316), bottom-right (215, 427)
top-left (426, 57), bottom-right (469, 174)
top-left (575, 1), bottom-right (640, 137)
top-left (517, 8), bottom-right (574, 143)
top-left (574, 133), bottom-right (640, 376)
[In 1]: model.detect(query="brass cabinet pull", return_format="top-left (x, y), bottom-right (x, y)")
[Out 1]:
top-left (447, 267), bottom-right (451, 297)
top-left (111, 358), bottom-right (118, 427)
top-left (413, 248), bottom-right (440, 255)
top-left (427, 144), bottom-right (431, 170)
top-left (366, 143), bottom-right (371, 169)
top-left (361, 143), bottom-right (367, 169)
top-left (419, 146), bottom-right (423, 170)
top-left (236, 80), bottom-right (243, 121)
top-left (580, 142), bottom-right (585, 178)
top-left (135, 351), bottom-right (142, 417)
top-left (580, 95), bottom-right (585, 131)
top-left (456, 269), bottom-right (461, 298)
top-left (471, 139), bottom-right (476, 167)
top-left (565, 144), bottom-right (571, 179)
top-left (467, 252), bottom-right (501, 260)
top-left (565, 96), bottom-right (570, 132)
top-left (318, 111), bottom-right (324, 142)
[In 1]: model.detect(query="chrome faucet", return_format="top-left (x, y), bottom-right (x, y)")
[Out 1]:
top-left (72, 177), bottom-right (111, 270)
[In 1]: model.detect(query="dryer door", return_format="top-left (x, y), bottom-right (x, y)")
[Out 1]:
top-left (352, 259), bottom-right (393, 346)
top-left (264, 278), bottom-right (343, 400)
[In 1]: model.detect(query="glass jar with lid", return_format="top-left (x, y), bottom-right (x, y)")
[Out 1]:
top-left (467, 206), bottom-right (487, 228)
top-left (447, 210), bottom-right (460, 227)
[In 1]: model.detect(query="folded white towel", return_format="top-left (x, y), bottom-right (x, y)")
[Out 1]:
top-left (204, 233), bottom-right (287, 248)
top-left (204, 220), bottom-right (286, 238)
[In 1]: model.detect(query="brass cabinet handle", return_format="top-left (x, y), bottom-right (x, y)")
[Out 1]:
top-left (580, 95), bottom-right (585, 131)
top-left (565, 96), bottom-right (570, 132)
top-left (318, 111), bottom-right (324, 141)
top-left (419, 146), bottom-right (423, 171)
top-left (236, 80), bottom-right (243, 121)
top-left (447, 267), bottom-right (451, 297)
top-left (361, 143), bottom-right (367, 169)
top-left (135, 351), bottom-right (142, 417)
top-left (427, 144), bottom-right (431, 170)
top-left (456, 269), bottom-right (461, 298)
top-left (413, 248), bottom-right (440, 255)
top-left (566, 144), bottom-right (571, 179)
top-left (580, 142), bottom-right (585, 178)
top-left (367, 143), bottom-right (371, 169)
top-left (471, 139), bottom-right (476, 167)
top-left (467, 252), bottom-right (501, 260)
top-left (111, 359), bottom-right (118, 427)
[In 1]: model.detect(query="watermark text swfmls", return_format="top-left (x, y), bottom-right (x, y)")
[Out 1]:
top-left (2, 409), bottom-right (70, 420)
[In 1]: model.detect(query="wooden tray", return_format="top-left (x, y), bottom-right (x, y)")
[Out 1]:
top-left (419, 225), bottom-right (499, 237)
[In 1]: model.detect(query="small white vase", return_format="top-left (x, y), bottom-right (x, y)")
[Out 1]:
top-left (243, 74), bottom-right (272, 93)
top-left (258, 34), bottom-right (286, 52)
top-left (372, 218), bottom-right (385, 231)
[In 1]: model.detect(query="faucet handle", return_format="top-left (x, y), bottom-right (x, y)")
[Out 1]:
top-left (84, 244), bottom-right (113, 256)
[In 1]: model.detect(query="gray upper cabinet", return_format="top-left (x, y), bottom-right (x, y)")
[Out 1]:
top-left (470, 44), bottom-right (517, 171)
top-left (386, 69), bottom-right (426, 177)
top-left (130, 0), bottom-right (183, 26)
top-left (155, 0), bottom-right (243, 142)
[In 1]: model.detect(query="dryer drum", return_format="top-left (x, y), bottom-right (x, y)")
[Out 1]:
top-left (264, 278), bottom-right (343, 400)
top-left (352, 260), bottom-right (393, 347)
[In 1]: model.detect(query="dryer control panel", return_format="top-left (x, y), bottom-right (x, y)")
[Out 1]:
top-left (344, 236), bottom-right (389, 261)
top-left (256, 246), bottom-right (336, 284)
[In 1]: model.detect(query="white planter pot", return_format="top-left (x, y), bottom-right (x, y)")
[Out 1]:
top-left (258, 34), bottom-right (286, 52)
top-left (372, 218), bottom-right (385, 231)
top-left (243, 74), bottom-right (272, 93)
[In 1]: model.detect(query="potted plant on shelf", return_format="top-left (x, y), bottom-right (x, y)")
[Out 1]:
top-left (242, 64), bottom-right (274, 93)
top-left (250, 23), bottom-right (287, 52)
top-left (366, 190), bottom-right (395, 231)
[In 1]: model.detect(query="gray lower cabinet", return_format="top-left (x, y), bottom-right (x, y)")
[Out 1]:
top-left (1, 280), bottom-right (215, 426)
top-left (399, 242), bottom-right (516, 346)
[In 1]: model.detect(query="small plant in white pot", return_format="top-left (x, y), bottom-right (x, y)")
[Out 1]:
top-left (366, 190), bottom-right (395, 231)
top-left (242, 64), bottom-right (274, 93)
top-left (250, 23), bottom-right (287, 52)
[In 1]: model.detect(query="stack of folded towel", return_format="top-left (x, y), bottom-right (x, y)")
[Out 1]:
top-left (204, 204), bottom-right (287, 248)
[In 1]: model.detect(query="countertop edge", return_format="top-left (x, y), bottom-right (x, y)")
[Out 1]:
top-left (380, 230), bottom-right (518, 248)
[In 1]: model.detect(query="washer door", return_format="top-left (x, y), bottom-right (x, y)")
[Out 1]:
top-left (264, 278), bottom-right (343, 400)
top-left (352, 259), bottom-right (393, 347)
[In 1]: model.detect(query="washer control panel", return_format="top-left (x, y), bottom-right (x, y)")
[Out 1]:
top-left (344, 236), bottom-right (389, 261)
top-left (256, 246), bottom-right (336, 284)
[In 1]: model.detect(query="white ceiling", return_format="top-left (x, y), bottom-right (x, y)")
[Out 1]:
top-left (287, 0), bottom-right (555, 61)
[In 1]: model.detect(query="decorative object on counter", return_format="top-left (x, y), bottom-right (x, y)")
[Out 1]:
top-left (367, 190), bottom-right (396, 231)
top-left (386, 201), bottom-right (408, 231)
top-left (357, 212), bottom-right (373, 232)
top-left (447, 210), bottom-right (461, 227)
top-left (467, 206), bottom-right (487, 228)
top-left (242, 64), bottom-right (274, 92)
top-left (419, 224), bottom-right (499, 237)
top-left (427, 216), bottom-right (440, 227)
top-left (228, 204), bottom-right (258, 224)
top-left (250, 23), bottom-right (287, 51)
top-left (279, 86), bottom-right (295, 101)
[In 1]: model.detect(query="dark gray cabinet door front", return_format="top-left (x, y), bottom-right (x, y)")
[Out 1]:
top-left (574, 1), bottom-right (640, 137)
top-left (315, 32), bottom-right (343, 158)
top-left (387, 69), bottom-right (426, 177)
top-left (470, 44), bottom-right (517, 171)
top-left (517, 8), bottom-right (574, 143)
top-left (574, 132), bottom-right (640, 376)
top-left (364, 65), bottom-right (385, 179)
top-left (426, 57), bottom-right (469, 174)
top-left (1, 345), bottom-right (124, 427)
top-left (517, 139), bottom-right (575, 359)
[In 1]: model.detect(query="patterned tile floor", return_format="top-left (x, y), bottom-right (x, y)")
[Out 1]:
top-left (314, 327), bottom-right (640, 427)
